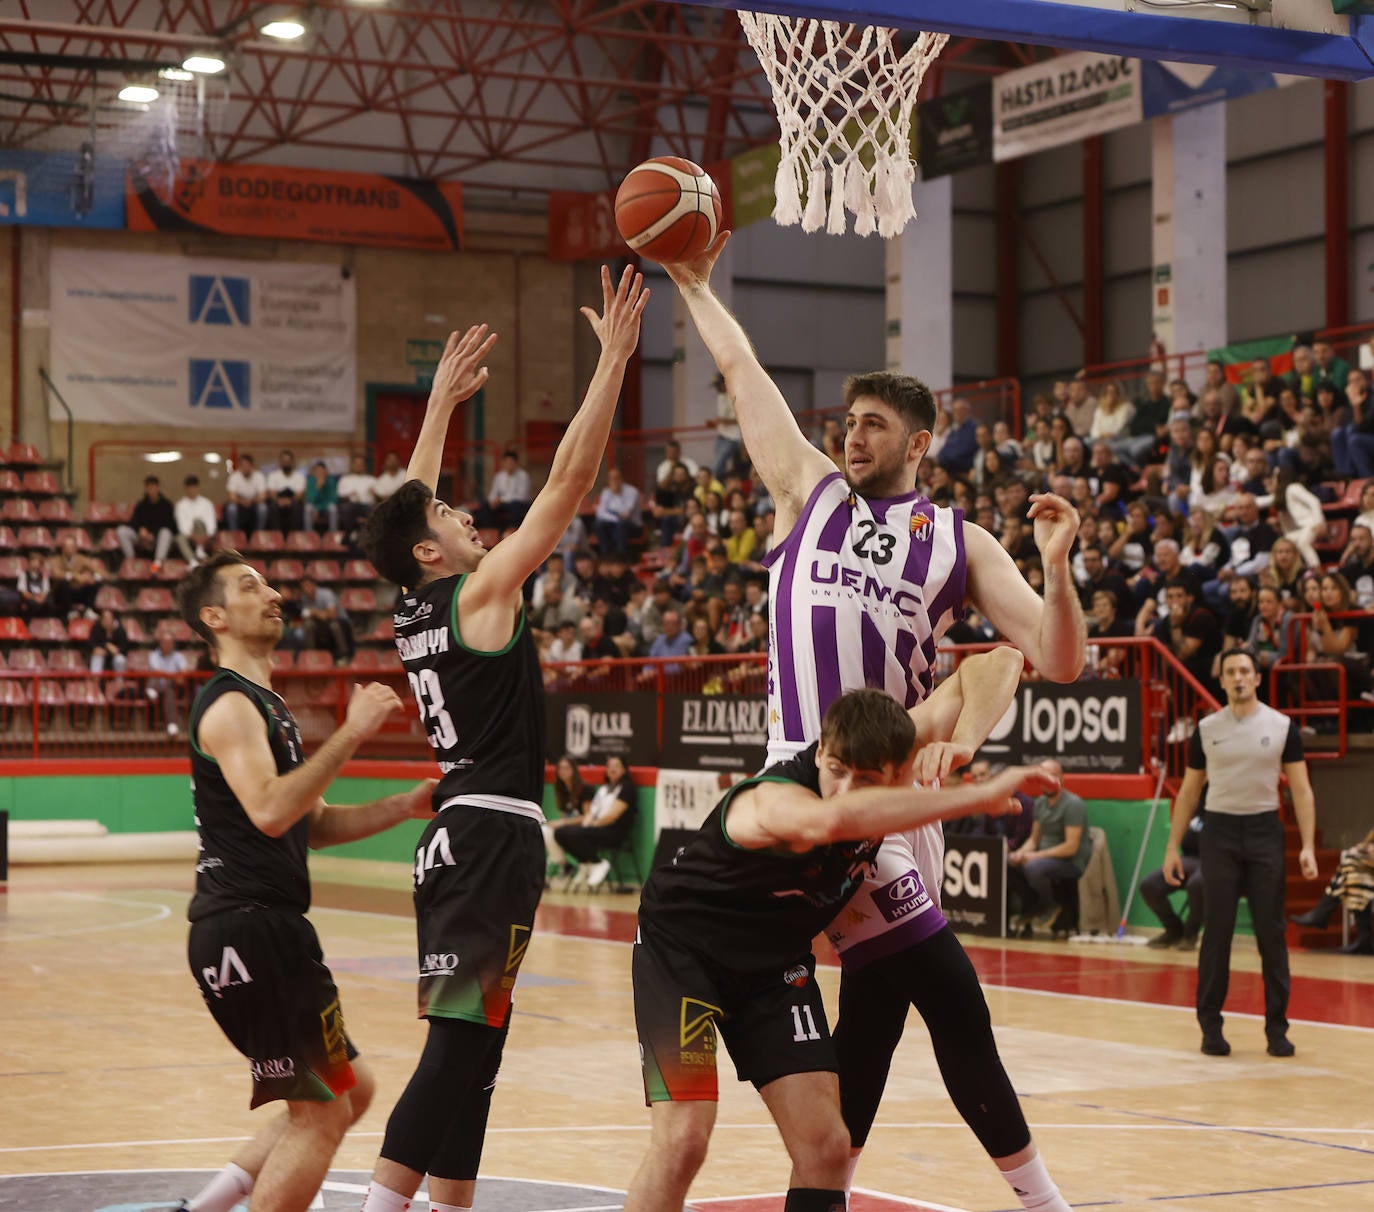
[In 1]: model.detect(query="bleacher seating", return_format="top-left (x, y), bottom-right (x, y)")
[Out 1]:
top-left (118, 558), bottom-right (152, 582)
top-left (343, 559), bottom-right (376, 581)
top-left (3, 499), bottom-right (38, 523)
top-left (340, 587), bottom-right (377, 613)
top-left (0, 526), bottom-right (16, 550)
top-left (155, 558), bottom-right (188, 582)
top-left (306, 559), bottom-right (341, 582)
top-left (47, 650), bottom-right (85, 672)
top-left (0, 470), bottom-right (21, 495)
top-left (287, 531), bottom-right (321, 553)
top-left (22, 470), bottom-right (59, 496)
top-left (8, 649), bottom-right (43, 671)
top-left (134, 587), bottom-right (175, 613)
top-left (247, 530), bottom-right (285, 553)
top-left (296, 650), bottom-right (335, 671)
top-left (16, 526), bottom-right (54, 550)
top-left (272, 650), bottom-right (295, 671)
top-left (268, 558), bottom-right (305, 583)
top-left (28, 618), bottom-right (68, 644)
top-left (54, 525), bottom-right (90, 550)
top-left (84, 501), bottom-right (119, 525)
top-left (6, 443), bottom-right (41, 466)
top-left (68, 617), bottom-right (93, 643)
top-left (95, 585), bottom-right (129, 612)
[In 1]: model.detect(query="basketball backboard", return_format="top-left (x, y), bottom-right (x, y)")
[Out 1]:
top-left (685, 0), bottom-right (1374, 79)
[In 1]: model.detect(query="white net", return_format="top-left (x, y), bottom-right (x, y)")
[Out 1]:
top-left (737, 12), bottom-right (947, 238)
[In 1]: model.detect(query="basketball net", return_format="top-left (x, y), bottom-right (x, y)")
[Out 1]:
top-left (737, 12), bottom-right (947, 238)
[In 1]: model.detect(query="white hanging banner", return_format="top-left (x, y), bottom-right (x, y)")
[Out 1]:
top-left (49, 249), bottom-right (356, 431)
top-left (993, 51), bottom-right (1142, 163)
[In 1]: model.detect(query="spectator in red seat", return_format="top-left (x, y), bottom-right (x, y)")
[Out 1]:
top-left (1246, 585), bottom-right (1295, 680)
top-left (148, 629), bottom-right (190, 736)
top-left (637, 607), bottom-right (692, 681)
top-left (650, 461), bottom-right (695, 547)
top-left (1088, 381), bottom-right (1134, 444)
top-left (48, 533), bottom-right (100, 619)
top-left (1203, 494), bottom-right (1277, 611)
top-left (303, 460), bottom-right (339, 535)
top-left (1304, 572), bottom-right (1368, 703)
top-left (1339, 524), bottom-right (1374, 609)
top-left (223, 452), bottom-right (268, 537)
top-left (335, 454), bottom-right (378, 537)
top-left (18, 549), bottom-right (54, 618)
top-left (267, 450), bottom-right (307, 533)
top-left (474, 449), bottom-right (532, 534)
top-left (117, 475), bottom-right (175, 569)
top-left (294, 576), bottom-right (355, 664)
top-left (1114, 370), bottom-right (1171, 467)
top-left (372, 450), bottom-right (406, 501)
top-left (175, 473), bottom-right (218, 566)
top-left (89, 607), bottom-right (129, 674)
top-left (591, 550), bottom-right (637, 609)
top-left (593, 467), bottom-right (641, 558)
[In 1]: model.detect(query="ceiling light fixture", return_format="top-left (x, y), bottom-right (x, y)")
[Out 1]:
top-left (182, 55), bottom-right (226, 74)
top-left (159, 67), bottom-right (194, 81)
top-left (118, 84), bottom-right (159, 103)
top-left (261, 19), bottom-right (307, 40)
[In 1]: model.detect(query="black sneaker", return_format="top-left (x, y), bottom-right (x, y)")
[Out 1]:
top-left (1201, 1030), bottom-right (1231, 1056)
top-left (1174, 933), bottom-right (1199, 951)
top-left (1266, 1036), bottom-right (1295, 1057)
top-left (1147, 930), bottom-right (1183, 949)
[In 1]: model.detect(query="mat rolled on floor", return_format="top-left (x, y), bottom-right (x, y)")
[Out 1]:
top-left (5, 818), bottom-right (197, 865)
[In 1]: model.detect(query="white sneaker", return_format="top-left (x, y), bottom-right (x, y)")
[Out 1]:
top-left (584, 859), bottom-right (613, 890)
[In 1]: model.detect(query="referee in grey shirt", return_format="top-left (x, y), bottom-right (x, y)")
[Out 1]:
top-left (1163, 646), bottom-right (1318, 1058)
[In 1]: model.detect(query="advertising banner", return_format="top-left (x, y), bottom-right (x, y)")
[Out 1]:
top-left (994, 52), bottom-right (1141, 163)
top-left (941, 834), bottom-right (1006, 938)
top-left (49, 249), bottom-right (356, 431)
top-left (127, 161), bottom-right (464, 251)
top-left (731, 143), bottom-right (782, 228)
top-left (978, 678), bottom-right (1141, 773)
top-left (660, 693), bottom-right (768, 773)
top-left (547, 189), bottom-right (624, 261)
top-left (0, 148), bottom-right (125, 229)
top-left (918, 83), bottom-right (993, 180)
top-left (655, 768), bottom-right (730, 834)
top-left (1140, 60), bottom-right (1297, 119)
top-left (546, 692), bottom-right (659, 766)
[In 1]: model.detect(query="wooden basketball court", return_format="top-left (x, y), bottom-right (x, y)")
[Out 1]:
top-left (3, 856), bottom-right (1373, 1211)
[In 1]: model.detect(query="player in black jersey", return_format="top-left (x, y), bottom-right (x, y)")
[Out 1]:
top-left (625, 670), bottom-right (1057, 1212)
top-left (357, 266), bottom-right (648, 1212)
top-left (173, 551), bottom-right (434, 1212)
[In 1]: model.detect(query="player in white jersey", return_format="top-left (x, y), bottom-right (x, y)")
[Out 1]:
top-left (668, 237), bottom-right (1086, 1212)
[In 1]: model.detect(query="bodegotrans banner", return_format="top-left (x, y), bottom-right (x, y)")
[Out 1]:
top-left (127, 161), bottom-right (464, 251)
top-left (48, 248), bottom-right (356, 431)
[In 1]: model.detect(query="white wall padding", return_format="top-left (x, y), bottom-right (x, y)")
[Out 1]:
top-left (8, 831), bottom-right (198, 865)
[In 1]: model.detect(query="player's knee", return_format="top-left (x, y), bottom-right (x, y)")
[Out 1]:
top-left (288, 1093), bottom-right (353, 1144)
top-left (654, 1111), bottom-right (712, 1180)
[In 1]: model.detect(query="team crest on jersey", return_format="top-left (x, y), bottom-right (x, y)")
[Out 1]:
top-left (910, 511), bottom-right (933, 541)
top-left (783, 964), bottom-right (809, 988)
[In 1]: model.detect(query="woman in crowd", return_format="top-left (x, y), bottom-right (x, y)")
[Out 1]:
top-left (550, 756), bottom-right (638, 891)
top-left (303, 459), bottom-right (339, 534)
top-left (88, 607), bottom-right (129, 675)
top-left (1089, 381), bottom-right (1135, 442)
top-left (1290, 826), bottom-right (1374, 954)
top-left (1179, 509), bottom-right (1230, 577)
top-left (1247, 584), bottom-right (1296, 681)
top-left (1259, 536), bottom-right (1307, 604)
top-left (542, 754), bottom-right (594, 881)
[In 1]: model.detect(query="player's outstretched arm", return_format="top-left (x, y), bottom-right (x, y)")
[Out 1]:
top-left (408, 325), bottom-right (499, 491)
top-left (198, 682), bottom-right (403, 839)
top-left (664, 233), bottom-right (834, 524)
top-left (734, 764), bottom-right (1059, 853)
top-left (909, 646), bottom-right (1024, 784)
top-left (963, 493), bottom-right (1086, 684)
top-left (464, 265), bottom-right (648, 608)
top-left (308, 777), bottom-right (439, 849)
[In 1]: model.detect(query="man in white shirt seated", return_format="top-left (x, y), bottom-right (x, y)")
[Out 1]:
top-left (223, 453), bottom-right (268, 536)
top-left (266, 449), bottom-right (308, 534)
top-left (593, 467), bottom-right (642, 558)
top-left (147, 630), bottom-right (190, 736)
top-left (654, 438), bottom-right (699, 488)
top-left (372, 451), bottom-right (407, 501)
top-left (475, 449), bottom-right (532, 532)
top-left (335, 453), bottom-right (378, 536)
top-left (174, 474), bottom-right (218, 566)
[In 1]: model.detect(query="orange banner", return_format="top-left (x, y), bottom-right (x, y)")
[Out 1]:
top-left (127, 161), bottom-right (463, 251)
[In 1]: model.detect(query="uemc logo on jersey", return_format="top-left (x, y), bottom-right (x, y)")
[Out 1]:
top-left (808, 556), bottom-right (922, 618)
top-left (190, 359), bottom-right (251, 411)
top-left (875, 869), bottom-right (933, 924)
top-left (189, 274), bottom-right (251, 325)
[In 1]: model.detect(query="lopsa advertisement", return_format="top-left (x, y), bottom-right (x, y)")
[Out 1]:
top-left (546, 692), bottom-right (658, 767)
top-left (993, 51), bottom-right (1141, 163)
top-left (978, 678), bottom-right (1142, 773)
top-left (941, 835), bottom-right (1007, 938)
top-left (127, 161), bottom-right (464, 251)
top-left (48, 248), bottom-right (356, 430)
top-left (660, 694), bottom-right (768, 773)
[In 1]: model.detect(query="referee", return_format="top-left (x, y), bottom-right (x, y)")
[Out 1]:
top-left (1163, 646), bottom-right (1318, 1058)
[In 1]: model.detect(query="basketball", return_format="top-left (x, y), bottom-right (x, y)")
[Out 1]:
top-left (615, 156), bottom-right (723, 264)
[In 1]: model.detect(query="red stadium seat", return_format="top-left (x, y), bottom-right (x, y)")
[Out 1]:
top-left (296, 650), bottom-right (335, 671)
top-left (95, 585), bottom-right (129, 612)
top-left (343, 559), bottom-right (377, 581)
top-left (67, 617), bottom-right (94, 643)
top-left (47, 649), bottom-right (85, 672)
top-left (7, 648), bottom-right (43, 671)
top-left (118, 558), bottom-right (152, 582)
top-left (272, 649), bottom-right (296, 672)
top-left (286, 530), bottom-right (322, 553)
top-left (215, 529), bottom-right (248, 552)
top-left (5, 443), bottom-right (41, 467)
top-left (350, 647), bottom-right (398, 671)
top-left (84, 501), bottom-right (119, 525)
top-left (1, 499), bottom-right (38, 523)
top-left (268, 558), bottom-right (305, 583)
top-left (0, 556), bottom-right (22, 579)
top-left (0, 526), bottom-right (16, 551)
top-left (16, 526), bottom-right (54, 550)
top-left (156, 558), bottom-right (189, 582)
top-left (28, 618), bottom-right (68, 644)
top-left (0, 470), bottom-right (21, 494)
top-left (122, 617), bottom-right (147, 644)
top-left (247, 530), bottom-right (285, 553)
top-left (53, 526), bottom-right (90, 550)
top-left (305, 559), bottom-right (341, 582)
top-left (38, 498), bottom-right (73, 524)
top-left (135, 587), bottom-right (175, 613)
top-left (340, 587), bottom-right (377, 613)
top-left (0, 617), bottom-right (31, 641)
top-left (22, 470), bottom-right (59, 496)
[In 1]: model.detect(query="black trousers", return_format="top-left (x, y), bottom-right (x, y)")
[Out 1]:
top-left (1196, 810), bottom-right (1290, 1039)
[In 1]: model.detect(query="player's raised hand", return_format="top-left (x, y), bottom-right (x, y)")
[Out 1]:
top-left (430, 324), bottom-right (499, 412)
top-left (344, 681), bottom-right (404, 738)
top-left (1027, 491), bottom-right (1080, 568)
top-left (912, 740), bottom-right (974, 786)
top-left (662, 230), bottom-right (731, 291)
top-left (581, 264), bottom-right (649, 360)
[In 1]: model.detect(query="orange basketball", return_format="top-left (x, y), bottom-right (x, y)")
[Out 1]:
top-left (615, 156), bottom-right (723, 264)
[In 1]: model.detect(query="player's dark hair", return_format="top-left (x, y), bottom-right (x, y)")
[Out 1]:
top-left (842, 371), bottom-right (936, 436)
top-left (176, 549), bottom-right (251, 650)
top-left (819, 688), bottom-right (916, 773)
top-left (362, 478), bottom-right (435, 588)
top-left (1218, 646), bottom-right (1259, 677)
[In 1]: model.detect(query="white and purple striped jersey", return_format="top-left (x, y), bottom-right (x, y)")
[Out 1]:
top-left (763, 472), bottom-right (968, 764)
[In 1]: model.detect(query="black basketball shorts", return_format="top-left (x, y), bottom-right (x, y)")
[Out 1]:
top-left (632, 921), bottom-right (836, 1104)
top-left (188, 905), bottom-right (358, 1109)
top-left (412, 804), bottom-right (546, 1026)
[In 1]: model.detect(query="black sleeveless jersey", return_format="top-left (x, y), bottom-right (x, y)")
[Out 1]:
top-left (187, 669), bottom-right (310, 923)
top-left (638, 743), bottom-right (881, 969)
top-left (393, 572), bottom-right (546, 808)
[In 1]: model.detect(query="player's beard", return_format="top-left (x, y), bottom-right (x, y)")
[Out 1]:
top-left (845, 449), bottom-right (912, 499)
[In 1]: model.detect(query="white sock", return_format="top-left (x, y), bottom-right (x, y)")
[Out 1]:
top-left (1001, 1153), bottom-right (1072, 1212)
top-left (187, 1162), bottom-right (253, 1212)
top-left (429, 1203), bottom-right (472, 1212)
top-left (359, 1182), bottom-right (412, 1212)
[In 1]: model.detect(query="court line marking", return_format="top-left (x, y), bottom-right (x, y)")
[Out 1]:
top-left (851, 1187), bottom-right (971, 1212)
top-left (7, 1121), bottom-right (1374, 1157)
top-left (1, 892), bottom-right (173, 941)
